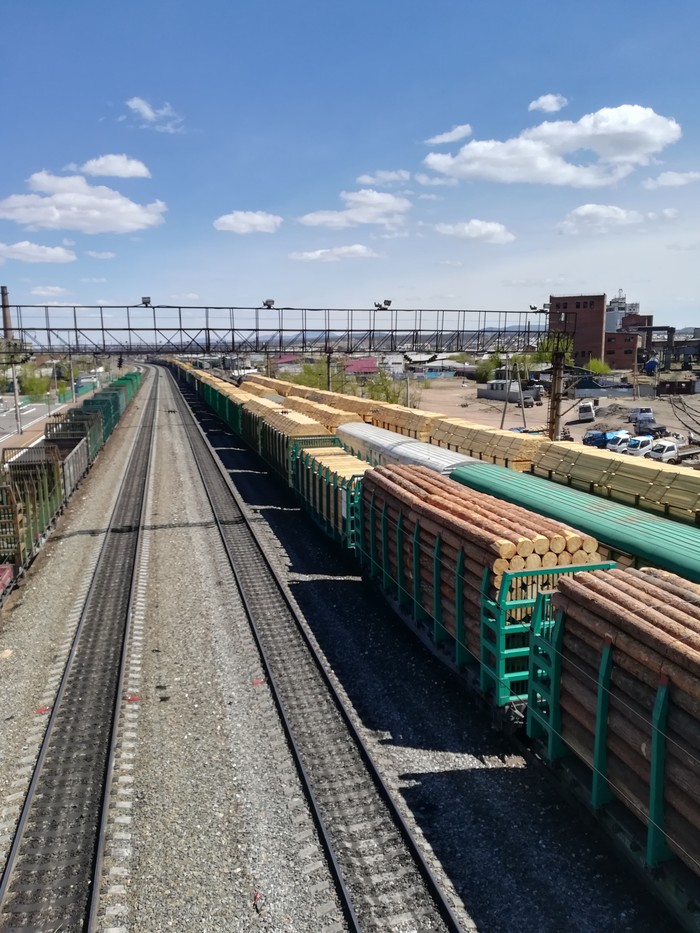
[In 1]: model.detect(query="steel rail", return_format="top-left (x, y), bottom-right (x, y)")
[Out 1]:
top-left (167, 371), bottom-right (359, 931)
top-left (0, 372), bottom-right (158, 931)
top-left (87, 370), bottom-right (158, 930)
top-left (168, 368), bottom-right (465, 932)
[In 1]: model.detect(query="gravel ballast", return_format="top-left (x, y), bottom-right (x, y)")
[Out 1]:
top-left (0, 371), bottom-right (685, 932)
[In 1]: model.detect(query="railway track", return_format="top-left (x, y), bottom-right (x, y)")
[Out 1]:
top-left (0, 372), bottom-right (158, 932)
top-left (169, 369), bottom-right (467, 932)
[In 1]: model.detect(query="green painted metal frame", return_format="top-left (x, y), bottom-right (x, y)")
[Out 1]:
top-left (481, 563), bottom-right (616, 707)
top-left (647, 675), bottom-right (672, 866)
top-left (591, 637), bottom-right (614, 808)
top-left (526, 594), bottom-right (567, 759)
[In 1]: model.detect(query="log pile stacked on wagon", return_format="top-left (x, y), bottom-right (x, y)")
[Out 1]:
top-left (553, 567), bottom-right (700, 877)
top-left (362, 464), bottom-right (599, 664)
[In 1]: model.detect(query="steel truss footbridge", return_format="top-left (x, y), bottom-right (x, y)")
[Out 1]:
top-left (4, 303), bottom-right (570, 359)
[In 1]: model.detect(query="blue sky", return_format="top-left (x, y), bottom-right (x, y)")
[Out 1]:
top-left (2, 1), bottom-right (700, 327)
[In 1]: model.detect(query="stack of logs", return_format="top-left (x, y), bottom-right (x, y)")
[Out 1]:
top-left (362, 465), bottom-right (598, 659)
top-left (554, 567), bottom-right (700, 878)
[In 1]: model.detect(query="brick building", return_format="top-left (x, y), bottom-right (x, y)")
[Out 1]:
top-left (549, 294), bottom-right (606, 366)
top-left (604, 331), bottom-right (642, 369)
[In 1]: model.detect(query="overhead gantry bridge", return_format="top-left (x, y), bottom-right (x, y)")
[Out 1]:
top-left (2, 303), bottom-right (570, 359)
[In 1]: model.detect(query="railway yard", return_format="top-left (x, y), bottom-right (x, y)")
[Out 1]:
top-left (0, 365), bottom-right (699, 931)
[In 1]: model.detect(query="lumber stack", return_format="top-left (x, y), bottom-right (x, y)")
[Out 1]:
top-left (296, 447), bottom-right (371, 538)
top-left (238, 379), bottom-right (277, 398)
top-left (242, 397), bottom-right (283, 418)
top-left (280, 395), bottom-right (360, 432)
top-left (263, 410), bottom-right (329, 438)
top-left (219, 384), bottom-right (258, 404)
top-left (531, 442), bottom-right (700, 524)
top-left (553, 567), bottom-right (700, 878)
top-left (362, 464), bottom-right (598, 661)
top-left (242, 373), bottom-right (296, 396)
top-left (428, 418), bottom-right (543, 470)
top-left (368, 405), bottom-right (443, 441)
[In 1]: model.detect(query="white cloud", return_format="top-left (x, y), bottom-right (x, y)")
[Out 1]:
top-left (213, 211), bottom-right (283, 234)
top-left (81, 277), bottom-right (107, 283)
top-left (289, 244), bottom-right (379, 262)
top-left (425, 124), bottom-right (472, 145)
top-left (414, 173), bottom-right (458, 187)
top-left (79, 154), bottom-right (151, 178)
top-left (424, 104), bottom-right (681, 188)
top-left (0, 172), bottom-right (166, 233)
top-left (643, 170), bottom-right (700, 189)
top-left (435, 220), bottom-right (515, 244)
top-left (558, 203), bottom-right (678, 234)
top-left (418, 193), bottom-right (441, 201)
top-left (87, 250), bottom-right (116, 259)
top-left (299, 189), bottom-right (411, 230)
top-left (667, 240), bottom-right (700, 251)
top-left (0, 241), bottom-right (76, 264)
top-left (62, 238), bottom-right (75, 246)
top-left (356, 169), bottom-right (410, 186)
top-left (437, 259), bottom-right (464, 267)
top-left (528, 94), bottom-right (568, 113)
top-left (126, 97), bottom-right (184, 134)
top-left (30, 285), bottom-right (68, 296)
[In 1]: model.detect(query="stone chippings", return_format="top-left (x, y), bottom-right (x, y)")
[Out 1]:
top-left (118, 379), bottom-right (343, 931)
top-left (0, 374), bottom-right (681, 933)
top-left (0, 379), bottom-right (343, 932)
top-left (211, 424), bottom-right (677, 932)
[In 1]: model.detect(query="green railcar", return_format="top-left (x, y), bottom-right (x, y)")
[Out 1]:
top-left (82, 393), bottom-right (120, 438)
top-left (2, 446), bottom-right (65, 556)
top-left (45, 409), bottom-right (104, 464)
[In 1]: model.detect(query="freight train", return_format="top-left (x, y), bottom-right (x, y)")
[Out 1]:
top-left (0, 371), bottom-right (143, 598)
top-left (171, 360), bottom-right (700, 927)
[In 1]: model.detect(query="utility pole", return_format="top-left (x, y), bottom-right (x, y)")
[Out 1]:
top-left (499, 357), bottom-right (509, 430)
top-left (69, 354), bottom-right (76, 403)
top-left (514, 363), bottom-right (528, 429)
top-left (326, 352), bottom-right (332, 392)
top-left (11, 360), bottom-right (22, 435)
top-left (547, 350), bottom-right (565, 441)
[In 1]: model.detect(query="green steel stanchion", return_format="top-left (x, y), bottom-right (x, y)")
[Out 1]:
top-left (412, 521), bottom-right (426, 624)
top-left (396, 513), bottom-right (407, 608)
top-left (357, 494), bottom-right (366, 567)
top-left (433, 535), bottom-right (446, 643)
top-left (455, 550), bottom-right (468, 665)
top-left (592, 636), bottom-right (614, 809)
top-left (647, 675), bottom-right (672, 866)
top-left (527, 600), bottom-right (567, 760)
top-left (381, 503), bottom-right (390, 593)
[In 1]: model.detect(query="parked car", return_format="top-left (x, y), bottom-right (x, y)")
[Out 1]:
top-left (578, 401), bottom-right (596, 422)
top-left (606, 432), bottom-right (631, 453)
top-left (627, 407), bottom-right (654, 424)
top-left (635, 421), bottom-right (667, 439)
top-left (649, 440), bottom-right (700, 465)
top-left (583, 429), bottom-right (609, 448)
top-left (624, 435), bottom-right (655, 457)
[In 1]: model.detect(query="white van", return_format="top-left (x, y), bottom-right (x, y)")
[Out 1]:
top-left (606, 432), bottom-right (631, 453)
top-left (624, 435), bottom-right (654, 457)
top-left (578, 401), bottom-right (596, 422)
top-left (627, 407), bottom-right (654, 424)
